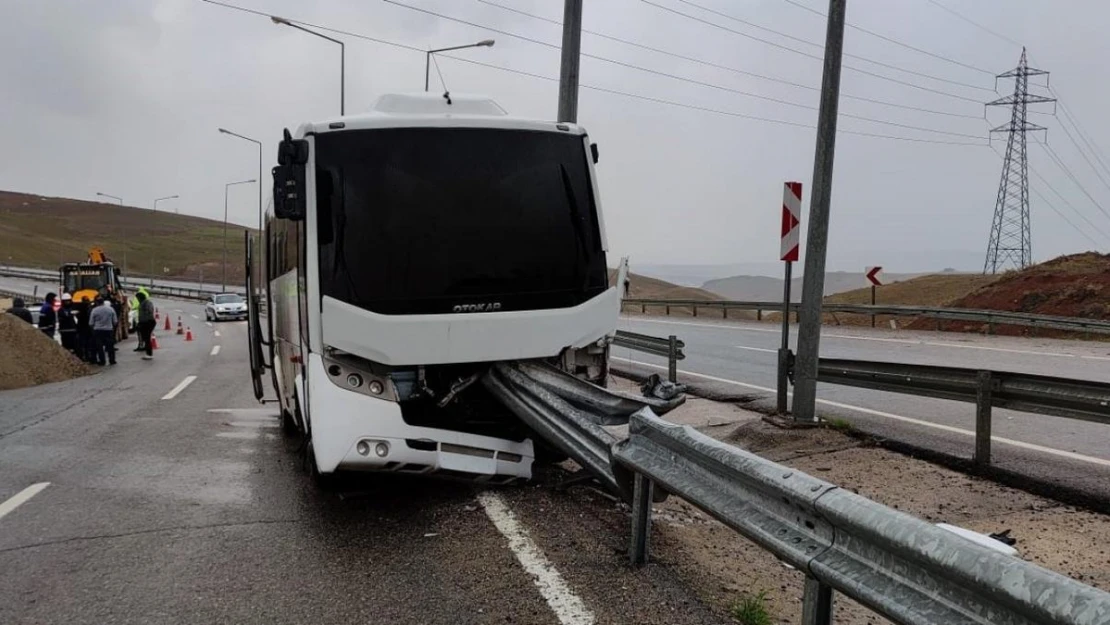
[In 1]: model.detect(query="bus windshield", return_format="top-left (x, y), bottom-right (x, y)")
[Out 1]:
top-left (314, 127), bottom-right (608, 315)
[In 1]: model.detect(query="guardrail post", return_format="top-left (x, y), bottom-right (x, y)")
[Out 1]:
top-left (668, 335), bottom-right (678, 383)
top-left (629, 472), bottom-right (653, 566)
top-left (665, 305), bottom-right (670, 316)
top-left (692, 304), bottom-right (698, 317)
top-left (801, 577), bottom-right (834, 625)
top-left (723, 306), bottom-right (728, 319)
top-left (641, 302), bottom-right (646, 314)
top-left (975, 370), bottom-right (993, 466)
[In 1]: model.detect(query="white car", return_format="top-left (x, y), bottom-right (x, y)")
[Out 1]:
top-left (205, 293), bottom-right (248, 322)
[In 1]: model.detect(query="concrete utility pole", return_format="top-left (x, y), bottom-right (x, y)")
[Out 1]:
top-left (557, 0), bottom-right (583, 123)
top-left (792, 0), bottom-right (847, 423)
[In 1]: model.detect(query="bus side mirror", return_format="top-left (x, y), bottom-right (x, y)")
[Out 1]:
top-left (590, 143), bottom-right (599, 164)
top-left (274, 130), bottom-right (309, 221)
top-left (272, 164), bottom-right (306, 221)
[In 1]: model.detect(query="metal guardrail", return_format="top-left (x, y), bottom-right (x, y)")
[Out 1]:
top-left (817, 359), bottom-right (1110, 465)
top-left (615, 409), bottom-right (1110, 625)
top-left (612, 330), bottom-right (685, 383)
top-left (0, 267), bottom-right (246, 298)
top-left (622, 298), bottom-right (1110, 335)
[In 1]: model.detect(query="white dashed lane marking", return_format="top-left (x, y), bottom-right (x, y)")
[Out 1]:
top-left (210, 345), bottom-right (221, 356)
top-left (161, 375), bottom-right (197, 400)
top-left (0, 483), bottom-right (50, 522)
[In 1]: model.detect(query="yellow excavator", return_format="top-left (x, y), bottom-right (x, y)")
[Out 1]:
top-left (59, 247), bottom-right (130, 340)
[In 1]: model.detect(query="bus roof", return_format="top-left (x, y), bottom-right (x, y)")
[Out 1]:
top-left (299, 93), bottom-right (587, 137)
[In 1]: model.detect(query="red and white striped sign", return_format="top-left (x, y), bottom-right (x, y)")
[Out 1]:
top-left (780, 181), bottom-right (802, 262)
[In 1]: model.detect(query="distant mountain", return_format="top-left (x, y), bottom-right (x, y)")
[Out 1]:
top-left (702, 271), bottom-right (929, 301)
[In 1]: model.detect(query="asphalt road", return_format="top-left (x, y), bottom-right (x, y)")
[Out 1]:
top-left (617, 315), bottom-right (1110, 502)
top-left (0, 297), bottom-right (722, 625)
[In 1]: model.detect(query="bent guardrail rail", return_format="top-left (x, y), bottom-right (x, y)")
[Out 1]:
top-left (621, 298), bottom-right (1110, 335)
top-left (817, 359), bottom-right (1110, 465)
top-left (615, 409), bottom-right (1110, 625)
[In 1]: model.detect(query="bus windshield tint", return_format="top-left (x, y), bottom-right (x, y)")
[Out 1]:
top-left (314, 127), bottom-right (608, 315)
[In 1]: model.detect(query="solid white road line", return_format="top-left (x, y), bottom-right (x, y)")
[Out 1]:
top-left (478, 492), bottom-right (595, 625)
top-left (626, 360), bottom-right (1110, 468)
top-left (161, 375), bottom-right (197, 400)
top-left (0, 483), bottom-right (50, 521)
top-left (210, 345), bottom-right (221, 356)
top-left (735, 345), bottom-right (777, 354)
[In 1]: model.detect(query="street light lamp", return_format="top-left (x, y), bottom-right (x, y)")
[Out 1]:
top-left (96, 192), bottom-right (123, 206)
top-left (153, 195), bottom-right (178, 212)
top-left (271, 15), bottom-right (345, 115)
top-left (222, 179), bottom-right (256, 292)
top-left (425, 39), bottom-right (495, 92)
top-left (218, 128), bottom-right (263, 236)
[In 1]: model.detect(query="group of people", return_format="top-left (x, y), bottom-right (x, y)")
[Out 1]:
top-left (5, 290), bottom-right (157, 364)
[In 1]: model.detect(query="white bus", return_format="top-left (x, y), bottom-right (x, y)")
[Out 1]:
top-left (248, 93), bottom-right (623, 487)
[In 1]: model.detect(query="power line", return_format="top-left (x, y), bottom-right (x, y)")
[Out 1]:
top-left (199, 0), bottom-right (987, 146)
top-left (990, 145), bottom-right (1109, 247)
top-left (659, 0), bottom-right (994, 92)
top-left (386, 0), bottom-right (985, 138)
top-left (1050, 107), bottom-right (1110, 198)
top-left (639, 0), bottom-right (987, 104)
top-left (478, 0), bottom-right (982, 120)
top-left (1051, 91), bottom-right (1110, 184)
top-left (781, 0), bottom-right (994, 75)
top-left (922, 0), bottom-right (1024, 50)
top-left (1037, 141), bottom-right (1110, 223)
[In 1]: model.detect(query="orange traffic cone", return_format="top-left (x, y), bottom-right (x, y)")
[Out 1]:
top-left (185, 327), bottom-right (193, 342)
top-left (176, 317), bottom-right (184, 335)
top-left (155, 311), bottom-right (160, 321)
top-left (164, 315), bottom-right (172, 331)
top-left (150, 335), bottom-right (159, 350)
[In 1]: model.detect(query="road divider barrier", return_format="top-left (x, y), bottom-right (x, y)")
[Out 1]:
top-left (816, 358), bottom-right (1110, 465)
top-left (621, 298), bottom-right (1110, 336)
top-left (615, 409), bottom-right (1110, 625)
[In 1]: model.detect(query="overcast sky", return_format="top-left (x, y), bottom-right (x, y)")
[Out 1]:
top-left (2, 0), bottom-right (1108, 274)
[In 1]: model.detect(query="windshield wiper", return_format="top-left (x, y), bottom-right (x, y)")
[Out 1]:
top-left (559, 164), bottom-right (590, 294)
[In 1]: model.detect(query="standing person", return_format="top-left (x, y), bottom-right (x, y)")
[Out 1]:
top-left (38, 293), bottom-right (57, 338)
top-left (6, 298), bottom-right (33, 324)
top-left (90, 297), bottom-right (118, 366)
top-left (58, 293), bottom-right (78, 354)
top-left (136, 291), bottom-right (156, 361)
top-left (75, 298), bottom-right (93, 362)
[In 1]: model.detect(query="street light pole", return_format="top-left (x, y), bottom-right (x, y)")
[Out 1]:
top-left (218, 128), bottom-right (263, 236)
top-left (95, 192), bottom-right (123, 206)
top-left (272, 16), bottom-right (345, 115)
top-left (223, 179), bottom-right (256, 292)
top-left (424, 40), bottom-right (496, 92)
top-left (153, 195), bottom-right (178, 212)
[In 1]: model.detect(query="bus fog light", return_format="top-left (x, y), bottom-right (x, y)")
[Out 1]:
top-left (356, 441), bottom-right (370, 456)
top-left (346, 373), bottom-right (363, 388)
top-left (374, 442), bottom-right (390, 458)
top-left (368, 380), bottom-right (384, 395)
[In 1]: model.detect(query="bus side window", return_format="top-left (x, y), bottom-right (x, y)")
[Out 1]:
top-left (317, 168), bottom-right (335, 245)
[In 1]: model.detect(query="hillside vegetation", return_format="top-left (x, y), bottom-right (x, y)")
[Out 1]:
top-left (908, 252), bottom-right (1110, 335)
top-left (611, 269), bottom-right (733, 318)
top-left (0, 190), bottom-right (254, 285)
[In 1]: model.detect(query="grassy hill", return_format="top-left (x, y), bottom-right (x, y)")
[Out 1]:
top-left (0, 190), bottom-right (255, 285)
top-left (827, 273), bottom-right (998, 306)
top-left (702, 270), bottom-right (925, 301)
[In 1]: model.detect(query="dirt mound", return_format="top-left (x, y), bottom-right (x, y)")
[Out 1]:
top-left (0, 313), bottom-right (92, 391)
top-left (907, 252), bottom-right (1110, 336)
